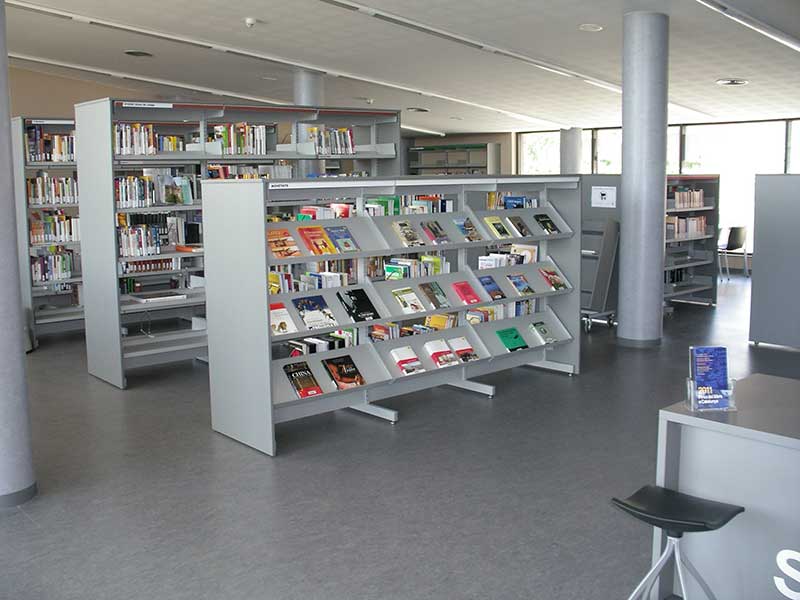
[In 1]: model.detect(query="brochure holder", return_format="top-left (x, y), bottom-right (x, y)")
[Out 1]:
top-left (685, 377), bottom-right (737, 412)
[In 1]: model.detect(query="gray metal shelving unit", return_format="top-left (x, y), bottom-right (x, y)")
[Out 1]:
top-left (408, 143), bottom-right (501, 175)
top-left (203, 175), bottom-right (582, 456)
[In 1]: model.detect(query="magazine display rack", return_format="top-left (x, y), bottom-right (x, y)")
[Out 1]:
top-left (203, 176), bottom-right (581, 455)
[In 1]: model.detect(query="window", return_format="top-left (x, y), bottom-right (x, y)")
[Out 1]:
top-left (517, 131), bottom-right (560, 174)
top-left (581, 130), bottom-right (593, 174)
top-left (596, 129), bottom-right (622, 174)
top-left (683, 121), bottom-right (787, 250)
top-left (666, 126), bottom-right (680, 175)
top-left (788, 120), bottom-right (800, 174)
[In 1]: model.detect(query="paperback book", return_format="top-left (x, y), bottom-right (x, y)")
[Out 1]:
top-left (336, 288), bottom-right (379, 322)
top-left (418, 281), bottom-right (451, 309)
top-left (390, 346), bottom-right (426, 376)
top-left (269, 302), bottom-right (298, 335)
top-left (453, 217), bottom-right (484, 242)
top-left (510, 244), bottom-right (538, 264)
top-left (539, 268), bottom-right (567, 291)
top-left (292, 295), bottom-right (338, 329)
top-left (689, 346), bottom-right (732, 410)
top-left (322, 355), bottom-right (366, 390)
top-left (506, 273), bottom-right (536, 296)
top-left (423, 339), bottom-right (460, 368)
top-left (424, 314), bottom-right (456, 330)
top-left (533, 214), bottom-right (560, 235)
top-left (506, 216), bottom-right (533, 238)
top-left (324, 226), bottom-right (360, 253)
top-left (420, 220), bottom-right (451, 245)
top-left (496, 328), bottom-right (529, 352)
top-left (452, 281), bottom-right (481, 305)
top-left (392, 287), bottom-right (426, 314)
top-left (392, 220), bottom-right (425, 247)
top-left (478, 275), bottom-right (506, 300)
top-left (530, 321), bottom-right (556, 344)
top-left (283, 362), bottom-right (323, 398)
top-left (447, 337), bottom-right (480, 363)
top-left (484, 216), bottom-right (512, 239)
top-left (297, 226), bottom-right (338, 255)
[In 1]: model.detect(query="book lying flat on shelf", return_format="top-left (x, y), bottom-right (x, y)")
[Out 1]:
top-left (324, 226), bottom-right (360, 253)
top-left (283, 362), bottom-right (323, 398)
top-left (452, 281), bottom-right (481, 305)
top-left (267, 229), bottom-right (302, 258)
top-left (297, 226), bottom-right (338, 255)
top-left (533, 214), bottom-right (560, 235)
top-left (423, 339), bottom-right (460, 368)
top-left (530, 321), bottom-right (556, 344)
top-left (496, 327), bottom-right (529, 352)
top-left (128, 291), bottom-right (188, 304)
top-left (269, 302), bottom-right (298, 335)
top-left (392, 220), bottom-right (425, 247)
top-left (292, 295), bottom-right (338, 329)
top-left (506, 216), bottom-right (533, 238)
top-left (337, 288), bottom-right (379, 322)
top-left (420, 220), bottom-right (451, 245)
top-left (484, 216), bottom-right (512, 239)
top-left (418, 281), bottom-right (451, 309)
top-left (539, 268), bottom-right (567, 291)
top-left (478, 275), bottom-right (506, 300)
top-left (506, 273), bottom-right (535, 296)
top-left (392, 287), bottom-right (426, 314)
top-left (390, 346), bottom-right (426, 376)
top-left (447, 336), bottom-right (479, 363)
top-left (322, 355), bottom-right (365, 390)
top-left (453, 217), bottom-right (484, 242)
top-left (510, 243), bottom-right (538, 264)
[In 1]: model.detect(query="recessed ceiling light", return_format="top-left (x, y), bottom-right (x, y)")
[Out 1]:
top-left (579, 23), bottom-right (604, 32)
top-left (406, 107), bottom-right (430, 113)
top-left (716, 78), bottom-right (749, 86)
top-left (261, 75), bottom-right (278, 81)
top-left (124, 50), bottom-right (153, 57)
top-left (449, 116), bottom-right (464, 120)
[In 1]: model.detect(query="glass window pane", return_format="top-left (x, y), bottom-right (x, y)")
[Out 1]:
top-left (683, 121), bottom-right (786, 250)
top-left (517, 131), bottom-right (560, 174)
top-left (596, 129), bottom-right (622, 174)
top-left (789, 120), bottom-right (800, 174)
top-left (581, 130), bottom-right (593, 174)
top-left (667, 126), bottom-right (680, 175)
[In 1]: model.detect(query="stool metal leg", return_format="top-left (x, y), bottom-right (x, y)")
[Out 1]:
top-left (627, 537), bottom-right (676, 600)
top-left (673, 539), bottom-right (690, 599)
top-left (680, 550), bottom-right (718, 600)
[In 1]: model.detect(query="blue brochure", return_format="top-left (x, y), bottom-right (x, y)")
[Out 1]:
top-left (690, 346), bottom-right (731, 409)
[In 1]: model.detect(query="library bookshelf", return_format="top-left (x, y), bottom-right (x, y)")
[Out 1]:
top-left (203, 175), bottom-right (581, 456)
top-left (11, 117), bottom-right (82, 348)
top-left (76, 98), bottom-right (401, 389)
top-left (408, 143), bottom-right (501, 175)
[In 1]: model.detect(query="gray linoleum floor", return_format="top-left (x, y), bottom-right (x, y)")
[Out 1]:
top-left (2, 276), bottom-right (798, 600)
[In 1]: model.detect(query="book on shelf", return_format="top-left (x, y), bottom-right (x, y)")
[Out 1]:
top-left (503, 195), bottom-right (535, 209)
top-left (283, 362), bottom-right (323, 398)
top-left (30, 250), bottom-right (76, 283)
top-left (506, 273), bottom-right (535, 296)
top-left (539, 268), bottom-right (567, 291)
top-left (298, 271), bottom-right (349, 291)
top-left (29, 211), bottom-right (80, 245)
top-left (496, 327), bottom-right (529, 352)
top-left (307, 125), bottom-right (355, 156)
top-left (477, 275), bottom-right (506, 300)
top-left (119, 257), bottom-right (183, 275)
top-left (128, 290), bottom-right (188, 304)
top-left (369, 322), bottom-right (399, 342)
top-left (292, 295), bottom-right (338, 329)
top-left (420, 220), bottom-right (451, 245)
top-left (672, 188), bottom-right (704, 209)
top-left (267, 229), bottom-right (302, 258)
top-left (392, 287), bottom-right (426, 314)
top-left (478, 253), bottom-right (517, 270)
top-left (530, 321), bottom-right (556, 344)
top-left (391, 220), bottom-right (426, 247)
top-left (114, 123), bottom-right (185, 155)
top-left (285, 333), bottom-right (350, 356)
top-left (484, 216), bottom-right (512, 239)
top-left (25, 125), bottom-right (75, 162)
top-left (466, 306), bottom-right (499, 324)
top-left (269, 302), bottom-right (298, 335)
top-left (337, 288), bottom-right (379, 322)
top-left (384, 263), bottom-right (408, 281)
top-left (211, 122), bottom-right (271, 156)
top-left (533, 214), bottom-right (560, 235)
top-left (323, 226), bottom-right (360, 253)
top-left (297, 226), bottom-right (338, 255)
top-left (666, 215), bottom-right (707, 238)
top-left (453, 217), bottom-right (484, 242)
top-left (206, 163), bottom-right (293, 179)
top-left (390, 346), bottom-right (426, 375)
top-left (510, 244), bottom-right (538, 264)
top-left (383, 256), bottom-right (448, 280)
top-left (363, 196), bottom-right (400, 216)
top-left (418, 281), bottom-right (451, 309)
top-left (26, 174), bottom-right (79, 206)
top-left (424, 314), bottom-right (457, 330)
top-left (506, 216), bottom-right (533, 238)
top-left (423, 339), bottom-right (460, 368)
top-left (452, 281), bottom-right (481, 305)
top-left (322, 355), bottom-right (365, 390)
top-left (447, 336), bottom-right (479, 363)
top-left (175, 244), bottom-right (203, 253)
top-left (118, 225), bottom-right (160, 257)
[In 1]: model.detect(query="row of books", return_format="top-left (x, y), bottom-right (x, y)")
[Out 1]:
top-left (211, 123), bottom-right (271, 155)
top-left (118, 225), bottom-right (162, 257)
top-left (118, 257), bottom-right (188, 275)
top-left (268, 270), bottom-right (349, 295)
top-left (384, 255), bottom-right (449, 280)
top-left (477, 244), bottom-right (538, 268)
top-left (29, 212), bottom-right (80, 245)
top-left (671, 188), bottom-right (705, 209)
top-left (115, 174), bottom-right (196, 208)
top-left (307, 126), bottom-right (355, 156)
top-left (267, 225), bottom-right (359, 258)
top-left (206, 164), bottom-right (294, 179)
top-left (362, 195), bottom-right (454, 216)
top-left (296, 203), bottom-right (352, 220)
top-left (486, 192), bottom-right (537, 210)
top-left (26, 174), bottom-right (79, 206)
top-left (114, 123), bottom-right (185, 155)
top-left (25, 126), bottom-right (75, 162)
top-left (666, 215), bottom-right (707, 238)
top-left (30, 251), bottom-right (77, 283)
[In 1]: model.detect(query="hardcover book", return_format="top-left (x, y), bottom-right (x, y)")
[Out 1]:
top-left (392, 287), bottom-right (426, 314)
top-left (447, 336), bottom-right (479, 363)
top-left (533, 214), bottom-right (560, 235)
top-left (506, 216), bottom-right (533, 237)
top-left (453, 217), bottom-right (484, 242)
top-left (530, 321), bottom-right (556, 344)
top-left (452, 281), bottom-right (481, 305)
top-left (423, 339), bottom-right (460, 368)
top-left (420, 220), bottom-right (451, 245)
top-left (292, 295), bottom-right (338, 329)
top-left (506, 273), bottom-right (536, 296)
top-left (324, 225), bottom-right (360, 253)
top-left (269, 302), bottom-right (298, 335)
top-left (484, 216), bottom-right (512, 239)
top-left (478, 275), bottom-right (506, 300)
top-left (267, 228), bottom-right (302, 258)
top-left (283, 362), bottom-right (323, 398)
top-left (390, 346), bottom-right (426, 376)
top-left (496, 327), bottom-right (529, 352)
top-left (336, 288), bottom-right (379, 322)
top-left (539, 268), bottom-right (568, 291)
top-left (690, 346), bottom-right (732, 409)
top-left (297, 226), bottom-right (338, 255)
top-left (322, 355), bottom-right (366, 390)
top-left (392, 220), bottom-right (425, 247)
top-left (418, 281), bottom-right (451, 309)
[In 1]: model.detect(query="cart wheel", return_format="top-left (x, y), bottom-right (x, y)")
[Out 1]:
top-left (583, 318), bottom-right (592, 333)
top-left (607, 316), bottom-right (615, 328)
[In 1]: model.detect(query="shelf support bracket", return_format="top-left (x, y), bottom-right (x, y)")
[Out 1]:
top-left (447, 378), bottom-right (495, 398)
top-left (349, 402), bottom-right (398, 423)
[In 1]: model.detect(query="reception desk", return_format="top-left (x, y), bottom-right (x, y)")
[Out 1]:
top-left (654, 373), bottom-right (800, 599)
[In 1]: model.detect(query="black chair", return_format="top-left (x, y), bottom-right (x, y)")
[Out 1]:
top-left (717, 226), bottom-right (748, 280)
top-left (612, 485), bottom-right (744, 600)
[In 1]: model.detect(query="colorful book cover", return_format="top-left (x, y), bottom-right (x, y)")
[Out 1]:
top-left (478, 275), bottom-right (506, 300)
top-left (268, 272), bottom-right (282, 295)
top-left (539, 268), bottom-right (568, 291)
top-left (506, 216), bottom-right (533, 237)
top-left (452, 281), bottom-right (481, 305)
top-left (496, 327), bottom-right (529, 352)
top-left (292, 295), bottom-right (338, 329)
top-left (510, 243), bottom-right (538, 264)
top-left (534, 214), bottom-right (560, 235)
top-left (453, 217), bottom-right (484, 242)
top-left (390, 346), bottom-right (426, 376)
top-left (418, 281), bottom-right (451, 309)
top-left (324, 226), bottom-right (360, 253)
top-left (392, 287), bottom-right (426, 314)
top-left (297, 226), bottom-right (338, 255)
top-left (425, 314), bottom-right (455, 330)
top-left (690, 346), bottom-right (732, 409)
top-left (420, 255), bottom-right (444, 275)
top-left (283, 362), bottom-right (323, 398)
top-left (503, 196), bottom-right (527, 209)
top-left (484, 216), bottom-right (512, 239)
top-left (384, 264), bottom-right (409, 280)
top-left (530, 321), bottom-right (556, 344)
top-left (337, 289), bottom-right (379, 322)
top-left (267, 228), bottom-right (302, 258)
top-left (420, 220), bottom-right (451, 245)
top-left (423, 339), bottom-right (460, 368)
top-left (447, 336), bottom-right (479, 363)
top-left (506, 273), bottom-right (536, 296)
top-left (269, 302), bottom-right (298, 335)
top-left (392, 220), bottom-right (425, 247)
top-left (322, 355), bottom-right (366, 390)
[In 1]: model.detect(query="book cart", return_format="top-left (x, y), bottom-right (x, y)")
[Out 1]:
top-left (11, 117), bottom-right (82, 348)
top-left (76, 98), bottom-right (401, 389)
top-left (203, 176), bottom-right (581, 456)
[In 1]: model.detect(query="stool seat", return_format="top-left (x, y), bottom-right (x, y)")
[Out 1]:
top-left (612, 485), bottom-right (744, 537)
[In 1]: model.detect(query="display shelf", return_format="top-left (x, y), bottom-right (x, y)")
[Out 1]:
top-left (32, 276), bottom-right (83, 286)
top-left (118, 267), bottom-right (204, 279)
top-left (28, 203), bottom-right (79, 210)
top-left (664, 258), bottom-right (714, 271)
top-left (34, 305), bottom-right (84, 324)
top-left (122, 329), bottom-right (209, 370)
top-left (665, 203), bottom-right (716, 214)
top-left (664, 283), bottom-right (714, 300)
top-left (665, 231), bottom-right (715, 244)
top-left (118, 248), bottom-right (204, 263)
top-left (119, 290), bottom-right (206, 314)
top-left (25, 161), bottom-right (76, 169)
top-left (116, 203), bottom-right (202, 214)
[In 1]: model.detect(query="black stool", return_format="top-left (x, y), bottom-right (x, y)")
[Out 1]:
top-left (612, 485), bottom-right (744, 600)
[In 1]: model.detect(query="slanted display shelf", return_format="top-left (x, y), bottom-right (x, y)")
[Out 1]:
top-left (203, 175), bottom-right (582, 455)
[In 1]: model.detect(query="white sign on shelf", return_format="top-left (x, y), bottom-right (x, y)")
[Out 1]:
top-left (120, 101), bottom-right (174, 109)
top-left (591, 186), bottom-right (617, 208)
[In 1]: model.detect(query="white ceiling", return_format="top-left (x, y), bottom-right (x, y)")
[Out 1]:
top-left (5, 0), bottom-right (800, 133)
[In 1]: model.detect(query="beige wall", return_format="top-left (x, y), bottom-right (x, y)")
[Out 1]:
top-left (414, 132), bottom-right (516, 174)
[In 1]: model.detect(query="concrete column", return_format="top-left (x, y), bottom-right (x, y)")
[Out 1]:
top-left (0, 0), bottom-right (37, 507)
top-left (293, 69), bottom-right (325, 178)
top-left (617, 11), bottom-right (669, 346)
top-left (559, 128), bottom-right (583, 174)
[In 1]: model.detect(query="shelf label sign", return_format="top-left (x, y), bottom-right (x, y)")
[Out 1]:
top-left (120, 102), bottom-right (174, 109)
top-left (591, 186), bottom-right (617, 208)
